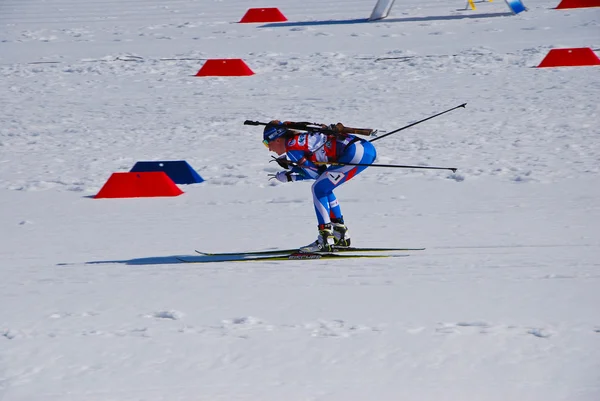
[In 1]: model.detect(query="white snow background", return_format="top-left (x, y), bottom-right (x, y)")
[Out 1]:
top-left (1, 0), bottom-right (599, 400)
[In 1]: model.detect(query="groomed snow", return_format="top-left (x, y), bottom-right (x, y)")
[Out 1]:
top-left (1, 1), bottom-right (599, 400)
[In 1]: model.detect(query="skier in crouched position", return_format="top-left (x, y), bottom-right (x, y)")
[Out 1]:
top-left (263, 120), bottom-right (377, 252)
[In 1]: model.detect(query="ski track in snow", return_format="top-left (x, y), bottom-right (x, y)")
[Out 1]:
top-left (2, 313), bottom-right (597, 341)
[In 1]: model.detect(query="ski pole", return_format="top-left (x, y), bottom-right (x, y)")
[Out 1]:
top-left (369, 103), bottom-right (467, 143)
top-left (317, 161), bottom-right (457, 173)
top-left (281, 157), bottom-right (457, 173)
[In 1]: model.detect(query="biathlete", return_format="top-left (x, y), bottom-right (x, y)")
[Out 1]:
top-left (263, 120), bottom-right (377, 252)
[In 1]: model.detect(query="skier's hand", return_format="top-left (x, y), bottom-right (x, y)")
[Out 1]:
top-left (323, 123), bottom-right (343, 132)
top-left (271, 155), bottom-right (291, 169)
top-left (269, 171), bottom-right (295, 183)
top-left (275, 171), bottom-right (294, 182)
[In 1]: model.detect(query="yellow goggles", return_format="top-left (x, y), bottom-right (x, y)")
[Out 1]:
top-left (263, 139), bottom-right (270, 148)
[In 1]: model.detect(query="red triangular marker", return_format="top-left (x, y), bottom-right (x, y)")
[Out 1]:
top-left (95, 172), bottom-right (183, 198)
top-left (195, 59), bottom-right (255, 76)
top-left (555, 0), bottom-right (600, 9)
top-left (239, 8), bottom-right (287, 23)
top-left (537, 48), bottom-right (600, 68)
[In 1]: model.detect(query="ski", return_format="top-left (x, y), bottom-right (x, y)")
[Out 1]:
top-left (195, 246), bottom-right (425, 257)
top-left (177, 252), bottom-right (404, 264)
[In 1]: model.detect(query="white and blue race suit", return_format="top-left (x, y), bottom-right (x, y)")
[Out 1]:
top-left (285, 131), bottom-right (377, 226)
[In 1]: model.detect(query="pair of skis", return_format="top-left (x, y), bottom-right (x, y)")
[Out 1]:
top-left (176, 246), bottom-right (425, 263)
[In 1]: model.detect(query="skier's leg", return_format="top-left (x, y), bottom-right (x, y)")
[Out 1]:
top-left (313, 140), bottom-right (377, 221)
top-left (312, 182), bottom-right (333, 226)
top-left (328, 193), bottom-right (342, 220)
top-left (312, 172), bottom-right (352, 248)
top-left (305, 140), bottom-right (376, 250)
top-left (323, 140), bottom-right (378, 246)
top-left (298, 180), bottom-right (335, 252)
top-left (325, 193), bottom-right (351, 245)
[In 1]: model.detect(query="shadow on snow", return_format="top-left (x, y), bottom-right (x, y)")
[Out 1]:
top-left (258, 12), bottom-right (514, 28)
top-left (58, 254), bottom-right (253, 266)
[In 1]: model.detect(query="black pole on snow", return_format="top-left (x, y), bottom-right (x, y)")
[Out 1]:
top-left (319, 161), bottom-right (457, 173)
top-left (369, 103), bottom-right (467, 143)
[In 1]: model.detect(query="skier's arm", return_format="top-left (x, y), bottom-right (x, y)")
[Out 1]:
top-left (286, 150), bottom-right (323, 180)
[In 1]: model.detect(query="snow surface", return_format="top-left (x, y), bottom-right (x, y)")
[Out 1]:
top-left (1, 0), bottom-right (600, 400)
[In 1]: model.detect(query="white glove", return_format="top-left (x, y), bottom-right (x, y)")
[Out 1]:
top-left (274, 171), bottom-right (295, 182)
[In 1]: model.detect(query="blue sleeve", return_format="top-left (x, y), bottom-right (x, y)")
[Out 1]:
top-left (287, 150), bottom-right (322, 180)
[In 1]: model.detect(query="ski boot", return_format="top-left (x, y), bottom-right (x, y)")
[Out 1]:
top-left (300, 224), bottom-right (335, 252)
top-left (332, 218), bottom-right (351, 248)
